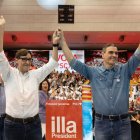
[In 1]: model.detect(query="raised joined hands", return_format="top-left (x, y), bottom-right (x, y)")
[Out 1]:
top-left (52, 28), bottom-right (62, 45)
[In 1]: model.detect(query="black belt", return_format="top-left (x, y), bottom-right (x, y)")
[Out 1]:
top-left (0, 114), bottom-right (6, 118)
top-left (95, 113), bottom-right (128, 121)
top-left (5, 114), bottom-right (39, 124)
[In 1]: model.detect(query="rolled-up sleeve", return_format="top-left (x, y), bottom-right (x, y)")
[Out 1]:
top-left (69, 58), bottom-right (92, 80)
top-left (69, 58), bottom-right (77, 68)
top-left (34, 58), bottom-right (58, 83)
top-left (46, 58), bottom-right (59, 70)
top-left (134, 48), bottom-right (140, 60)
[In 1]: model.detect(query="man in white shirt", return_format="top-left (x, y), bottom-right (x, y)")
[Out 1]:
top-left (0, 16), bottom-right (60, 140)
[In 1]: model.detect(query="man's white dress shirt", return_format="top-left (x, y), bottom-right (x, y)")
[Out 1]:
top-left (0, 51), bottom-right (58, 118)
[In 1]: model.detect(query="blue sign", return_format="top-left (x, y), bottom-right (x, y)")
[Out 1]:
top-left (82, 101), bottom-right (93, 140)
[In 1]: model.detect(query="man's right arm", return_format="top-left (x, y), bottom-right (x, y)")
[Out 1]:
top-left (0, 16), bottom-right (5, 52)
top-left (0, 16), bottom-right (11, 82)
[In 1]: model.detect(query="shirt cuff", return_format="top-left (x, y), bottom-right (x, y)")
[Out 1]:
top-left (49, 57), bottom-right (59, 68)
top-left (69, 58), bottom-right (77, 68)
top-left (134, 48), bottom-right (140, 60)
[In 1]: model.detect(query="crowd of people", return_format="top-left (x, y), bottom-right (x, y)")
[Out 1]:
top-left (46, 69), bottom-right (86, 100)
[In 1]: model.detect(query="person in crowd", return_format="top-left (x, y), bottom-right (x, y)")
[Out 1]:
top-left (39, 79), bottom-right (50, 140)
top-left (58, 29), bottom-right (140, 140)
top-left (0, 75), bottom-right (5, 140)
top-left (135, 96), bottom-right (140, 110)
top-left (129, 100), bottom-right (135, 111)
top-left (131, 111), bottom-right (140, 140)
top-left (135, 84), bottom-right (140, 96)
top-left (0, 16), bottom-right (60, 140)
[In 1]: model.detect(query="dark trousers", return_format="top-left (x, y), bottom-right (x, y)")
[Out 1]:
top-left (131, 121), bottom-right (140, 140)
top-left (4, 117), bottom-right (42, 140)
top-left (95, 117), bottom-right (131, 140)
top-left (42, 135), bottom-right (45, 140)
top-left (0, 117), bottom-right (4, 140)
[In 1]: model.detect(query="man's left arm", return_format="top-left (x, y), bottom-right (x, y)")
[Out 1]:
top-left (125, 44), bottom-right (140, 77)
top-left (133, 44), bottom-right (140, 60)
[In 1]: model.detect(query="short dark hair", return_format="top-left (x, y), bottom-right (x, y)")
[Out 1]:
top-left (15, 49), bottom-right (31, 59)
top-left (102, 43), bottom-right (118, 52)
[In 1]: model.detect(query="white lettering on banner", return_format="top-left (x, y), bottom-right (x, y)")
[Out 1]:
top-left (52, 133), bottom-right (77, 138)
top-left (51, 116), bottom-right (77, 138)
top-left (66, 121), bottom-right (76, 133)
top-left (46, 102), bottom-right (70, 106)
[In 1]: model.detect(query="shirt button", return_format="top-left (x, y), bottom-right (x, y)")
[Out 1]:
top-left (110, 97), bottom-right (112, 99)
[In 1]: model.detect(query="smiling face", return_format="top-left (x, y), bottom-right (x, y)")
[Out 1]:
top-left (41, 81), bottom-right (49, 92)
top-left (102, 45), bottom-right (118, 69)
top-left (16, 53), bottom-right (32, 74)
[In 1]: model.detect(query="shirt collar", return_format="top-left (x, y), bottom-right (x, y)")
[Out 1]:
top-left (99, 64), bottom-right (118, 73)
top-left (18, 69), bottom-right (29, 78)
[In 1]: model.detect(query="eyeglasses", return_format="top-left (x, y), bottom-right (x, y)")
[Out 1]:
top-left (19, 56), bottom-right (32, 62)
top-left (108, 51), bottom-right (118, 55)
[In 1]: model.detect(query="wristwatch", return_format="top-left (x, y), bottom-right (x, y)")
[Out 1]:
top-left (53, 43), bottom-right (59, 47)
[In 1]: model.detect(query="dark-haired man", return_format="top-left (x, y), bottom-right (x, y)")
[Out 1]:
top-left (0, 16), bottom-right (60, 140)
top-left (59, 29), bottom-right (140, 140)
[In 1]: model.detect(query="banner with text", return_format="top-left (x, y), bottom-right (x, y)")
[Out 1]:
top-left (46, 100), bottom-right (83, 140)
top-left (49, 50), bottom-right (85, 72)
